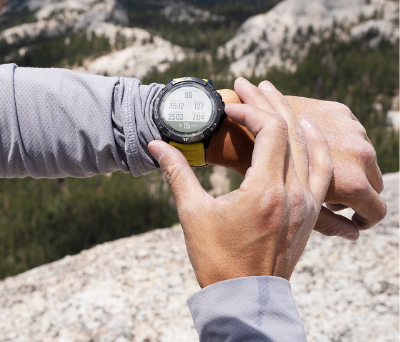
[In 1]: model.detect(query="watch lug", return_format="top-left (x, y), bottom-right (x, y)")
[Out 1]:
top-left (160, 133), bottom-right (169, 143)
top-left (203, 136), bottom-right (211, 150)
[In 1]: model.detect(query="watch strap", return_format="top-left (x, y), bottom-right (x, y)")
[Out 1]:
top-left (169, 141), bottom-right (206, 167)
top-left (169, 78), bottom-right (213, 87)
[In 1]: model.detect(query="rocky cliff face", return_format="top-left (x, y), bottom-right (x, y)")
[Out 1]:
top-left (1, 0), bottom-right (128, 44)
top-left (218, 0), bottom-right (399, 77)
top-left (0, 0), bottom-right (186, 78)
top-left (72, 22), bottom-right (185, 79)
top-left (0, 172), bottom-right (398, 342)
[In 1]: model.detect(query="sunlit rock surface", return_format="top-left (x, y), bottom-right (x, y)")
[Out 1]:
top-left (72, 23), bottom-right (185, 79)
top-left (1, 0), bottom-right (128, 44)
top-left (0, 172), bottom-right (398, 342)
top-left (0, 0), bottom-right (186, 79)
top-left (219, 0), bottom-right (399, 77)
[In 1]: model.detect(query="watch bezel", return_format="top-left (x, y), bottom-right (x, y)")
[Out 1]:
top-left (153, 77), bottom-right (225, 144)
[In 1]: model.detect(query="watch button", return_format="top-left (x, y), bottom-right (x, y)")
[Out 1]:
top-left (205, 83), bottom-right (213, 91)
top-left (203, 129), bottom-right (211, 137)
top-left (162, 127), bottom-right (170, 136)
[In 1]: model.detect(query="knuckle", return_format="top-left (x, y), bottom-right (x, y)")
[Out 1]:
top-left (316, 154), bottom-right (334, 179)
top-left (163, 161), bottom-right (183, 188)
top-left (329, 101), bottom-right (353, 118)
top-left (337, 177), bottom-right (370, 199)
top-left (276, 94), bottom-right (290, 107)
top-left (270, 115), bottom-right (289, 133)
top-left (290, 187), bottom-right (310, 227)
top-left (376, 201), bottom-right (387, 222)
top-left (291, 211), bottom-right (307, 229)
top-left (362, 143), bottom-right (377, 164)
top-left (376, 175), bottom-right (385, 194)
top-left (349, 179), bottom-right (370, 198)
top-left (353, 122), bottom-right (368, 138)
top-left (352, 141), bottom-right (377, 165)
top-left (257, 185), bottom-right (287, 227)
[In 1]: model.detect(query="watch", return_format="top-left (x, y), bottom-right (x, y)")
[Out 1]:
top-left (153, 77), bottom-right (226, 167)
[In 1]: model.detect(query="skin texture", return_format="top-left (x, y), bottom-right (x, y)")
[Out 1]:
top-left (148, 78), bottom-right (333, 287)
top-left (210, 85), bottom-right (386, 240)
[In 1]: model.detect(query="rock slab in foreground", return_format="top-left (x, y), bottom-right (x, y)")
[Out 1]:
top-left (0, 173), bottom-right (398, 342)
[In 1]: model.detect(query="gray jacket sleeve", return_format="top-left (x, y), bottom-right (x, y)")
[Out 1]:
top-left (1, 65), bottom-right (307, 341)
top-left (188, 276), bottom-right (307, 342)
top-left (0, 63), bottom-right (163, 178)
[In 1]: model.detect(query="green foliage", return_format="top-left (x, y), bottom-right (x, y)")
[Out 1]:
top-left (150, 21), bottom-right (237, 53)
top-left (0, 171), bottom-right (179, 279)
top-left (0, 164), bottom-right (218, 280)
top-left (118, 0), bottom-right (283, 52)
top-left (0, 9), bottom-right (37, 32)
top-left (0, 32), bottom-right (111, 68)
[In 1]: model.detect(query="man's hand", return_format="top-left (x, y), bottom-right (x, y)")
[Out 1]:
top-left (207, 81), bottom-right (386, 240)
top-left (148, 79), bottom-right (333, 287)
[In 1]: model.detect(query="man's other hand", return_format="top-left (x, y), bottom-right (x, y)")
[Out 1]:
top-left (208, 84), bottom-right (386, 241)
top-left (148, 79), bottom-right (333, 287)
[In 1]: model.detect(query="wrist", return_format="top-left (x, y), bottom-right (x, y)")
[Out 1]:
top-left (207, 90), bottom-right (254, 177)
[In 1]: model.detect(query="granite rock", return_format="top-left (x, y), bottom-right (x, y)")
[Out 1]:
top-left (0, 172), bottom-right (398, 342)
top-left (219, 0), bottom-right (399, 77)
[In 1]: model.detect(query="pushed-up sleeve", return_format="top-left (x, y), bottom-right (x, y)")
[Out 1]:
top-left (0, 63), bottom-right (163, 178)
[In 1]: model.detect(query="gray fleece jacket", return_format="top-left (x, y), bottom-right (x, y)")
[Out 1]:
top-left (0, 64), bottom-right (307, 342)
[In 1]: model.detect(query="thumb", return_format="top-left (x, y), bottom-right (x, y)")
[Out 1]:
top-left (148, 141), bottom-right (206, 208)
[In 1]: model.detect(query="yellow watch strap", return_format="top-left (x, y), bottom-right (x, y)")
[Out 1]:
top-left (169, 141), bottom-right (206, 167)
top-left (173, 78), bottom-right (209, 82)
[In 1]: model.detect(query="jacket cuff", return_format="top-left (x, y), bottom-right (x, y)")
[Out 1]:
top-left (187, 276), bottom-right (307, 342)
top-left (119, 78), bottom-right (164, 176)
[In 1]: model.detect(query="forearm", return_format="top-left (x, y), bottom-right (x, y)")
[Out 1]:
top-left (0, 64), bottom-right (162, 178)
top-left (188, 277), bottom-right (307, 342)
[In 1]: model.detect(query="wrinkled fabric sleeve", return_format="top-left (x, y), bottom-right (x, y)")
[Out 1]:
top-left (0, 63), bottom-right (163, 178)
top-left (188, 276), bottom-right (307, 342)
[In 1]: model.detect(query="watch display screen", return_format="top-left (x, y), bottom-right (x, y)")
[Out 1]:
top-left (161, 84), bottom-right (214, 133)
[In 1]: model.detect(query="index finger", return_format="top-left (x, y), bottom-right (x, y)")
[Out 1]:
top-left (346, 182), bottom-right (387, 229)
top-left (233, 78), bottom-right (310, 191)
top-left (225, 102), bottom-right (290, 188)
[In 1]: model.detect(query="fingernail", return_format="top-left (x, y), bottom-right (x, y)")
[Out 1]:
top-left (237, 77), bottom-right (250, 84)
top-left (148, 141), bottom-right (163, 162)
top-left (259, 80), bottom-right (277, 91)
top-left (344, 233), bottom-right (359, 241)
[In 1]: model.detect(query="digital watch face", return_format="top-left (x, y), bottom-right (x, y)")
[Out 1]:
top-left (160, 84), bottom-right (215, 134)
